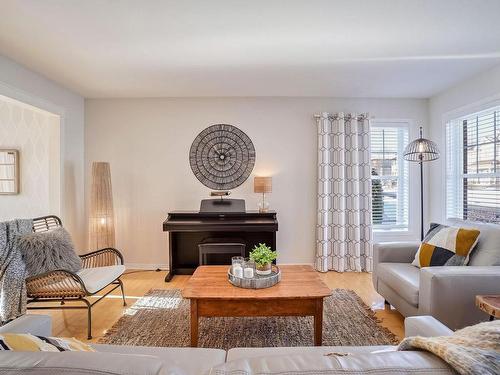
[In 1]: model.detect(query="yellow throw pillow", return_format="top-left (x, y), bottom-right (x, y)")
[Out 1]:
top-left (412, 223), bottom-right (480, 268)
top-left (0, 334), bottom-right (95, 352)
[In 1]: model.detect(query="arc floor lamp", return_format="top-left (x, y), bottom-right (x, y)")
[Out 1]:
top-left (403, 127), bottom-right (440, 240)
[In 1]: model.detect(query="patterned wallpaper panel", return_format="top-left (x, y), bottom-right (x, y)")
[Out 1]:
top-left (0, 97), bottom-right (60, 221)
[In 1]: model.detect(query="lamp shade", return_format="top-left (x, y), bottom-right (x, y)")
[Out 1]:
top-left (403, 127), bottom-right (440, 162)
top-left (254, 176), bottom-right (272, 193)
top-left (89, 162), bottom-right (115, 250)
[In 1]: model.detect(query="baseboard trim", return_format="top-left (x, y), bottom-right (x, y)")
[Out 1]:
top-left (125, 263), bottom-right (169, 270)
top-left (124, 262), bottom-right (314, 271)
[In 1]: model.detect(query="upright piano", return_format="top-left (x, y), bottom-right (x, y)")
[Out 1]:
top-left (162, 210), bottom-right (278, 281)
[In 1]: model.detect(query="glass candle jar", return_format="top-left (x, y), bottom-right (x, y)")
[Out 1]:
top-left (243, 259), bottom-right (255, 279)
top-left (232, 256), bottom-right (244, 278)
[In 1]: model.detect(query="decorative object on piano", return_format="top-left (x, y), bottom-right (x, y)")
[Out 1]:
top-left (200, 191), bottom-right (246, 213)
top-left (189, 124), bottom-right (255, 190)
top-left (210, 191), bottom-right (230, 197)
top-left (0, 149), bottom-right (19, 195)
top-left (89, 161), bottom-right (115, 250)
top-left (228, 262), bottom-right (281, 289)
top-left (254, 176), bottom-right (272, 213)
top-left (249, 243), bottom-right (277, 276)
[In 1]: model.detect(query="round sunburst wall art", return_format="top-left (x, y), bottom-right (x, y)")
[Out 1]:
top-left (189, 124), bottom-right (256, 190)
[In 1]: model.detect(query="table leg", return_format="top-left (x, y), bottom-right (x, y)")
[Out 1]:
top-left (314, 298), bottom-right (323, 346)
top-left (190, 299), bottom-right (198, 347)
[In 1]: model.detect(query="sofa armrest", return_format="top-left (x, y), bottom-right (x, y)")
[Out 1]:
top-left (373, 242), bottom-right (420, 265)
top-left (419, 266), bottom-right (500, 330)
top-left (404, 316), bottom-right (453, 338)
top-left (0, 314), bottom-right (52, 336)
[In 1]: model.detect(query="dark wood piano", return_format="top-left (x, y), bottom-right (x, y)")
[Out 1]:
top-left (162, 210), bottom-right (278, 281)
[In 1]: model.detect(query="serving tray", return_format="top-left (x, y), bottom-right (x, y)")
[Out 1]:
top-left (228, 265), bottom-right (281, 289)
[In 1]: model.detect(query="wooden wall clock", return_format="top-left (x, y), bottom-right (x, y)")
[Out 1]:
top-left (189, 124), bottom-right (255, 190)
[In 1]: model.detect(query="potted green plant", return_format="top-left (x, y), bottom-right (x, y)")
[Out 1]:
top-left (249, 243), bottom-right (277, 276)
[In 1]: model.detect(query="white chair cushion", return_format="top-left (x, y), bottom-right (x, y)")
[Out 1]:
top-left (77, 265), bottom-right (125, 294)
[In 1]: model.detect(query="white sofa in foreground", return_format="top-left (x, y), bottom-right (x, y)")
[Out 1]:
top-left (0, 314), bottom-right (457, 375)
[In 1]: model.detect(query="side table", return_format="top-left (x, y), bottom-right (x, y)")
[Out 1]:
top-left (475, 295), bottom-right (500, 321)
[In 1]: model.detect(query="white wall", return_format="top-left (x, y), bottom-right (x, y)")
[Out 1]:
top-left (428, 64), bottom-right (500, 225)
top-left (0, 95), bottom-right (60, 219)
top-left (0, 55), bottom-right (85, 249)
top-left (85, 97), bottom-right (427, 268)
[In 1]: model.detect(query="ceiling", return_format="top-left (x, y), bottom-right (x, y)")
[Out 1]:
top-left (1, 0), bottom-right (500, 98)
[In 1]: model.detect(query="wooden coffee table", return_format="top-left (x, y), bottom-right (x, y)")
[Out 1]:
top-left (182, 265), bottom-right (332, 347)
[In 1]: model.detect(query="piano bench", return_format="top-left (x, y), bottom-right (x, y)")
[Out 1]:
top-left (198, 241), bottom-right (245, 266)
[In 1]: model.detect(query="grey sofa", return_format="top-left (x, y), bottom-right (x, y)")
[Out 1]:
top-left (0, 314), bottom-right (457, 375)
top-left (373, 218), bottom-right (500, 330)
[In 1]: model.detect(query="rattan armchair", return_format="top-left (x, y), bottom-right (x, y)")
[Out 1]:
top-left (26, 215), bottom-right (126, 339)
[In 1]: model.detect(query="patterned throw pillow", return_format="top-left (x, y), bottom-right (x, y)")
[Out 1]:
top-left (412, 223), bottom-right (480, 268)
top-left (0, 334), bottom-right (94, 352)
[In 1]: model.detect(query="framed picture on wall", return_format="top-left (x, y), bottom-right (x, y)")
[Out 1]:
top-left (0, 149), bottom-right (19, 194)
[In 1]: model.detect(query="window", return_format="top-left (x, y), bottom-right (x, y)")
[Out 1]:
top-left (446, 106), bottom-right (500, 223)
top-left (370, 123), bottom-right (409, 230)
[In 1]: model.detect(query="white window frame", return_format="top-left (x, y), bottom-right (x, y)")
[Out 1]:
top-left (445, 104), bottom-right (500, 223)
top-left (370, 119), bottom-right (417, 241)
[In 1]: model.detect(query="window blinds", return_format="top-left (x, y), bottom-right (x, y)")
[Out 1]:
top-left (370, 126), bottom-right (409, 229)
top-left (446, 106), bottom-right (500, 223)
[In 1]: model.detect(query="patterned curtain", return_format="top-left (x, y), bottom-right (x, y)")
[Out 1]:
top-left (315, 112), bottom-right (373, 272)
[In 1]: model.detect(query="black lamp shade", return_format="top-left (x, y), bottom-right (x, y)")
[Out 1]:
top-left (403, 128), bottom-right (440, 162)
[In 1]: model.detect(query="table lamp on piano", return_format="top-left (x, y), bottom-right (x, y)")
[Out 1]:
top-left (254, 176), bottom-right (272, 213)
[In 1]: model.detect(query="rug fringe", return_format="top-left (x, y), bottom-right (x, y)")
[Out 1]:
top-left (339, 288), bottom-right (400, 345)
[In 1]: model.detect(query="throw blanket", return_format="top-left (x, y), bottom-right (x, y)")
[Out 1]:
top-left (399, 320), bottom-right (500, 375)
top-left (0, 219), bottom-right (33, 324)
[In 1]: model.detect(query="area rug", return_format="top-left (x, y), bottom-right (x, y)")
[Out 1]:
top-left (99, 288), bottom-right (398, 349)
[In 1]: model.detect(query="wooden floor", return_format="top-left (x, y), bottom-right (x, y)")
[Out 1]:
top-left (29, 269), bottom-right (404, 342)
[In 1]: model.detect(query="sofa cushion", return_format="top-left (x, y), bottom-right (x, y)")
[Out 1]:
top-left (77, 265), bottom-right (125, 293)
top-left (404, 316), bottom-right (453, 338)
top-left (216, 351), bottom-right (454, 374)
top-left (447, 218), bottom-right (500, 266)
top-left (376, 263), bottom-right (420, 306)
top-left (0, 351), bottom-right (167, 375)
top-left (227, 345), bottom-right (394, 361)
top-left (412, 223), bottom-right (480, 268)
top-left (92, 344), bottom-right (226, 375)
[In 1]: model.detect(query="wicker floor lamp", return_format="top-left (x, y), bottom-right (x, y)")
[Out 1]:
top-left (89, 162), bottom-right (115, 250)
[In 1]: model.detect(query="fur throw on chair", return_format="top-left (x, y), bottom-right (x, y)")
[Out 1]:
top-left (399, 320), bottom-right (500, 375)
top-left (17, 227), bottom-right (82, 278)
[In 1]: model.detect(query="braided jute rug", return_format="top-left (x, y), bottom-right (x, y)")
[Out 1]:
top-left (99, 288), bottom-right (398, 350)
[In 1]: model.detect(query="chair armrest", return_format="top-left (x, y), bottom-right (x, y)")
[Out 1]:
top-left (80, 247), bottom-right (124, 268)
top-left (404, 316), bottom-right (453, 338)
top-left (419, 266), bottom-right (500, 330)
top-left (0, 314), bottom-right (52, 336)
top-left (373, 242), bottom-right (420, 265)
top-left (26, 269), bottom-right (88, 298)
